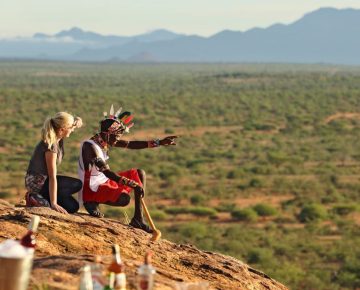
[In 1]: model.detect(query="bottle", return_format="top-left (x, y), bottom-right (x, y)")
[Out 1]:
top-left (108, 244), bottom-right (126, 290)
top-left (79, 265), bottom-right (93, 290)
top-left (136, 251), bottom-right (156, 290)
top-left (103, 273), bottom-right (115, 290)
top-left (90, 256), bottom-right (107, 290)
top-left (20, 215), bottom-right (40, 250)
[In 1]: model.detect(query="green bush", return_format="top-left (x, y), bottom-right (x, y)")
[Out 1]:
top-left (164, 206), bottom-right (188, 215)
top-left (164, 128), bottom-right (175, 134)
top-left (253, 203), bottom-right (277, 217)
top-left (331, 204), bottom-right (357, 216)
top-left (158, 164), bottom-right (183, 179)
top-left (254, 123), bottom-right (276, 131)
top-left (104, 207), bottom-right (124, 219)
top-left (337, 258), bottom-right (360, 289)
top-left (0, 191), bottom-right (11, 199)
top-left (188, 207), bottom-right (217, 217)
top-left (249, 165), bottom-right (272, 175)
top-left (247, 248), bottom-right (274, 265)
top-left (149, 210), bottom-right (168, 221)
top-left (298, 204), bottom-right (327, 223)
top-left (216, 202), bottom-right (236, 213)
top-left (178, 222), bottom-right (208, 239)
top-left (226, 168), bottom-right (244, 179)
top-left (248, 178), bottom-right (263, 188)
top-left (190, 194), bottom-right (207, 205)
top-left (164, 206), bottom-right (217, 217)
top-left (321, 187), bottom-right (343, 204)
top-left (231, 208), bottom-right (258, 222)
top-left (267, 151), bottom-right (288, 167)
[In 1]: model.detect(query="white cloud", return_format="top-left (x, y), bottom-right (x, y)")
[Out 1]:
top-left (0, 36), bottom-right (88, 44)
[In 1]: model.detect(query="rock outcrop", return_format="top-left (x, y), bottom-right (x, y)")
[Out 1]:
top-left (0, 199), bottom-right (288, 290)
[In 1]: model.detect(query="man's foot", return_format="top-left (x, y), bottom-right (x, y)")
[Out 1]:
top-left (83, 202), bottom-right (104, 218)
top-left (129, 217), bottom-right (153, 234)
top-left (25, 192), bottom-right (50, 207)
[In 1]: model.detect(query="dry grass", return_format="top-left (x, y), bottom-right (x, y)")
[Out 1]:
top-left (209, 194), bottom-right (293, 208)
top-left (125, 125), bottom-right (243, 140)
top-left (33, 72), bottom-right (78, 77)
top-left (0, 146), bottom-right (9, 153)
top-left (222, 77), bottom-right (273, 84)
top-left (323, 112), bottom-right (360, 124)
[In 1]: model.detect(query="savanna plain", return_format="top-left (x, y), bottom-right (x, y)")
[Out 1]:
top-left (0, 62), bottom-right (359, 290)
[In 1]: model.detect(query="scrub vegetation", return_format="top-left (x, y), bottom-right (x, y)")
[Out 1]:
top-left (1, 61), bottom-right (360, 289)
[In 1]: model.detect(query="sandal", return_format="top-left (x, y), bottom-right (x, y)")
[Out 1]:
top-left (25, 192), bottom-right (50, 207)
top-left (84, 202), bottom-right (104, 218)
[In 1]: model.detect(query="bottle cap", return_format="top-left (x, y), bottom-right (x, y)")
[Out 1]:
top-left (94, 255), bottom-right (102, 263)
top-left (145, 251), bottom-right (153, 265)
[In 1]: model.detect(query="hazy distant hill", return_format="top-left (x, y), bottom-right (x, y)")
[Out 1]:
top-left (53, 27), bottom-right (182, 45)
top-left (0, 28), bottom-right (184, 60)
top-left (1, 7), bottom-right (360, 64)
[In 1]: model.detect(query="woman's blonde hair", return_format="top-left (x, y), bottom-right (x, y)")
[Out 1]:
top-left (41, 112), bottom-right (74, 149)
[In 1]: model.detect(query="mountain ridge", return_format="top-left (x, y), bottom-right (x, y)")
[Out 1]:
top-left (0, 7), bottom-right (359, 64)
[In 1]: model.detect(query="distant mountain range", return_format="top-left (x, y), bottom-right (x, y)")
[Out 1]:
top-left (1, 7), bottom-right (360, 64)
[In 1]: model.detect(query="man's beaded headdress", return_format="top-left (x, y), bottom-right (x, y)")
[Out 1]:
top-left (101, 104), bottom-right (134, 135)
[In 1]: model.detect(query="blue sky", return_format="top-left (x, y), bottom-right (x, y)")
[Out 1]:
top-left (1, 0), bottom-right (360, 37)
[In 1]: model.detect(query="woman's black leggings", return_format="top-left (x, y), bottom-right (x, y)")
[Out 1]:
top-left (39, 176), bottom-right (82, 213)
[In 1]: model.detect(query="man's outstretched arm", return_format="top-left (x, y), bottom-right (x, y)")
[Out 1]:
top-left (114, 135), bottom-right (178, 149)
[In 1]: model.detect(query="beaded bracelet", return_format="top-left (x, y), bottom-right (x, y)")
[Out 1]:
top-left (148, 139), bottom-right (160, 148)
top-left (119, 177), bottom-right (138, 188)
top-left (119, 177), bottom-right (128, 186)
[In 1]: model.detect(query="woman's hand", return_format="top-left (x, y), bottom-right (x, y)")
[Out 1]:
top-left (160, 136), bottom-right (178, 146)
top-left (51, 203), bottom-right (68, 214)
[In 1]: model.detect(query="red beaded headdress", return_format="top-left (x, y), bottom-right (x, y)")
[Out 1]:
top-left (102, 104), bottom-right (134, 134)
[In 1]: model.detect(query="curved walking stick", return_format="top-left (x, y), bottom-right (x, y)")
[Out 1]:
top-left (141, 198), bottom-right (162, 241)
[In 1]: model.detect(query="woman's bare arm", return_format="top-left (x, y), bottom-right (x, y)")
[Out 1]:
top-left (45, 151), bottom-right (68, 214)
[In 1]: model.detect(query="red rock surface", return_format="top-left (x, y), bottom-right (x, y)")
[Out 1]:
top-left (0, 199), bottom-right (288, 290)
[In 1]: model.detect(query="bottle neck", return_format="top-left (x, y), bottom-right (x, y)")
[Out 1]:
top-left (144, 252), bottom-right (152, 265)
top-left (112, 244), bottom-right (122, 264)
top-left (28, 215), bottom-right (40, 233)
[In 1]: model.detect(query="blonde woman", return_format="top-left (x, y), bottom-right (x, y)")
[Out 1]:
top-left (25, 112), bottom-right (83, 214)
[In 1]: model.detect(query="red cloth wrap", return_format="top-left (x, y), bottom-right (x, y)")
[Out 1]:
top-left (82, 169), bottom-right (142, 203)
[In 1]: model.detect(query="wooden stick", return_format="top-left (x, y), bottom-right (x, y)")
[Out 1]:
top-left (141, 198), bottom-right (161, 241)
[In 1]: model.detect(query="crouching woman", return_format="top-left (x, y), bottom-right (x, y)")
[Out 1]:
top-left (25, 112), bottom-right (83, 214)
